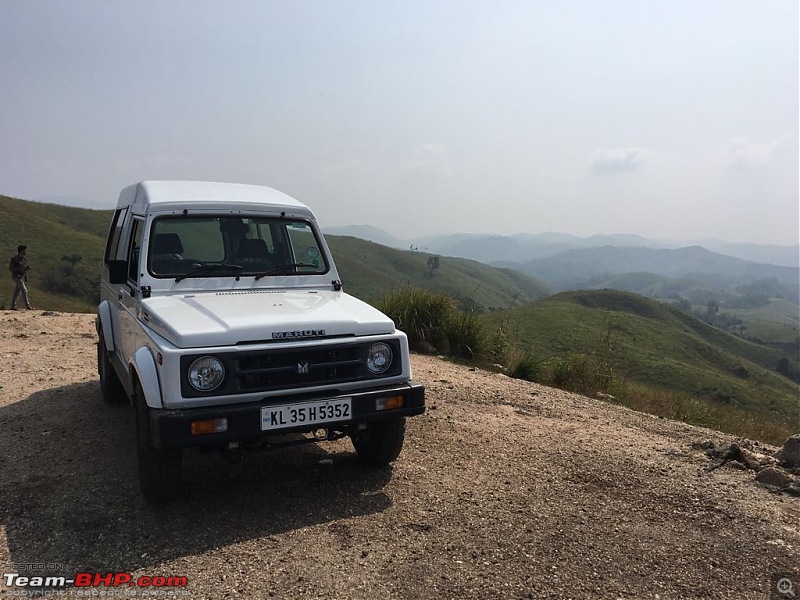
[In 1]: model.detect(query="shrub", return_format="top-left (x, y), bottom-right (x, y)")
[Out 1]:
top-left (444, 308), bottom-right (487, 360)
top-left (545, 356), bottom-right (567, 388)
top-left (378, 288), bottom-right (455, 352)
top-left (510, 353), bottom-right (541, 382)
top-left (40, 263), bottom-right (100, 306)
top-left (378, 287), bottom-right (490, 361)
top-left (486, 318), bottom-right (512, 365)
top-left (543, 353), bottom-right (615, 396)
top-left (614, 382), bottom-right (794, 446)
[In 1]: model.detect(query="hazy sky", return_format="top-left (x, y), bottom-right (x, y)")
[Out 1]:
top-left (1, 1), bottom-right (797, 244)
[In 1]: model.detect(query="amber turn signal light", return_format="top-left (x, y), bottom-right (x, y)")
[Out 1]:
top-left (190, 418), bottom-right (228, 436)
top-left (376, 396), bottom-right (404, 411)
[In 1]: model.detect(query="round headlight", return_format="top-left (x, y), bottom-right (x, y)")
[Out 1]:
top-left (366, 342), bottom-right (393, 375)
top-left (188, 356), bottom-right (225, 391)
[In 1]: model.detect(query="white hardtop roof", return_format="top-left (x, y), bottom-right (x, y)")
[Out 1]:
top-left (119, 181), bottom-right (313, 216)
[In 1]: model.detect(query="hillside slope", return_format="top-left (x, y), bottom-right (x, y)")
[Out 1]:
top-left (0, 195), bottom-right (111, 311)
top-left (0, 194), bottom-right (112, 239)
top-left (486, 290), bottom-right (799, 432)
top-left (0, 310), bottom-right (796, 599)
top-left (326, 235), bottom-right (550, 309)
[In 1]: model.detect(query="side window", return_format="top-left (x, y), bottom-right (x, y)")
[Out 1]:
top-left (127, 219), bottom-right (144, 283)
top-left (286, 222), bottom-right (326, 271)
top-left (104, 207), bottom-right (128, 263)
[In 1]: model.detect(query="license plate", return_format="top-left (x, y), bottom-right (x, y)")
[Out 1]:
top-left (260, 398), bottom-right (352, 431)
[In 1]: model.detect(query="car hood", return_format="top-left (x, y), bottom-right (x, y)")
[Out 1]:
top-left (140, 289), bottom-right (396, 348)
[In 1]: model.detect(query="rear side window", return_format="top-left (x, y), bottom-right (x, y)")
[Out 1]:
top-left (104, 207), bottom-right (128, 263)
top-left (127, 219), bottom-right (144, 282)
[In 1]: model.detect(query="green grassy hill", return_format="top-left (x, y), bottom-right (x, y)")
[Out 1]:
top-left (0, 195), bottom-right (111, 311)
top-left (0, 194), bottom-right (112, 238)
top-left (728, 298), bottom-right (800, 344)
top-left (327, 235), bottom-right (550, 309)
top-left (485, 290), bottom-right (799, 442)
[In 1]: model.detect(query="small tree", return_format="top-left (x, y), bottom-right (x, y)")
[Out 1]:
top-left (706, 299), bottom-right (719, 321)
top-left (427, 255), bottom-right (440, 277)
top-left (62, 254), bottom-right (83, 267)
top-left (42, 254), bottom-right (100, 305)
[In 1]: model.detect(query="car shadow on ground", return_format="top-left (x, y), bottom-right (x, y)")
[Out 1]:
top-left (0, 381), bottom-right (394, 574)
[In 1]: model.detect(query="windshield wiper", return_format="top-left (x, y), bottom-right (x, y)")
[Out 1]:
top-left (175, 263), bottom-right (243, 283)
top-left (254, 263), bottom-right (318, 281)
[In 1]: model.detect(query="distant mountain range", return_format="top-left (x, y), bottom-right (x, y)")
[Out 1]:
top-left (323, 225), bottom-right (799, 268)
top-left (499, 245), bottom-right (799, 298)
top-left (703, 242), bottom-right (799, 268)
top-left (322, 225), bottom-right (800, 309)
top-left (324, 225), bottom-right (405, 250)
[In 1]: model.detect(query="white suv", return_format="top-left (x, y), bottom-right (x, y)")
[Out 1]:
top-left (96, 181), bottom-right (425, 502)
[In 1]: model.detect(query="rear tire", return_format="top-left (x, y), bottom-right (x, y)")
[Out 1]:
top-left (352, 418), bottom-right (406, 467)
top-left (98, 336), bottom-right (126, 403)
top-left (135, 384), bottom-right (182, 503)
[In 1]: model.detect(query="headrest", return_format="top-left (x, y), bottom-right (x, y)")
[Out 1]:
top-left (153, 233), bottom-right (184, 255)
top-left (236, 238), bottom-right (270, 259)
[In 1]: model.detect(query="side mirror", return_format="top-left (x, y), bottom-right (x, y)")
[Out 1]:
top-left (108, 260), bottom-right (128, 284)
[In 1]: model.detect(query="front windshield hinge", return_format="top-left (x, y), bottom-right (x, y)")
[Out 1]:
top-left (332, 280), bottom-right (342, 291)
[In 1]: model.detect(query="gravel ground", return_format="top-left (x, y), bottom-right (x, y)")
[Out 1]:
top-left (0, 310), bottom-right (797, 599)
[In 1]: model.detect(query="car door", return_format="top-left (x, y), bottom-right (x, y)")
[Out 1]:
top-left (101, 207), bottom-right (129, 349)
top-left (117, 217), bottom-right (145, 366)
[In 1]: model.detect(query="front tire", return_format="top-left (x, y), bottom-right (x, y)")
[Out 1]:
top-left (136, 384), bottom-right (182, 503)
top-left (98, 336), bottom-right (126, 403)
top-left (352, 418), bottom-right (406, 467)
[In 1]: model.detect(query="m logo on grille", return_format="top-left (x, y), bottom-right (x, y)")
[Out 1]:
top-left (296, 362), bottom-right (310, 374)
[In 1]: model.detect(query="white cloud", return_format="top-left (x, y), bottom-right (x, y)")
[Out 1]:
top-left (592, 147), bottom-right (645, 173)
top-left (723, 134), bottom-right (790, 168)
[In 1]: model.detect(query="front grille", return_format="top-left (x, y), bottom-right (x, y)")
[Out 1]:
top-left (179, 340), bottom-right (402, 398)
top-left (235, 345), bottom-right (364, 393)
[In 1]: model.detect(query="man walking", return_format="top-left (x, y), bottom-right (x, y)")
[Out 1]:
top-left (9, 244), bottom-right (33, 310)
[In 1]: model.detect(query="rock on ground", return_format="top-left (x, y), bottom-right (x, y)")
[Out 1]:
top-left (775, 435), bottom-right (800, 468)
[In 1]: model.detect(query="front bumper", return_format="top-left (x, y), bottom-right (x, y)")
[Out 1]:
top-left (150, 381), bottom-right (425, 450)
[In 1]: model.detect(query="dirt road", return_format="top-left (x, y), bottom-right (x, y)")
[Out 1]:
top-left (0, 310), bottom-right (797, 599)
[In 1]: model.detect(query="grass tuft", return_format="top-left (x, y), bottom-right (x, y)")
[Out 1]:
top-left (378, 288), bottom-right (455, 353)
top-left (510, 354), bottom-right (541, 382)
top-left (444, 308), bottom-right (487, 360)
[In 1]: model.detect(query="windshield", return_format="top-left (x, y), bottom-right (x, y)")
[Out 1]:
top-left (147, 216), bottom-right (328, 279)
